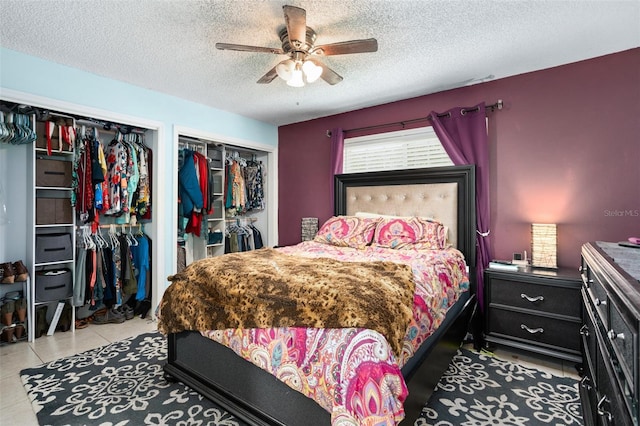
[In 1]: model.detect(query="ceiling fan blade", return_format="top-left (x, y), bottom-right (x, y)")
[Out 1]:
top-left (283, 5), bottom-right (307, 50)
top-left (216, 43), bottom-right (284, 55)
top-left (307, 58), bottom-right (343, 85)
top-left (257, 66), bottom-right (279, 84)
top-left (312, 39), bottom-right (378, 56)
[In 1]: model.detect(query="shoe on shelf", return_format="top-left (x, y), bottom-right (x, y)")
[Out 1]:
top-left (14, 324), bottom-right (25, 339)
top-left (0, 262), bottom-right (15, 284)
top-left (1, 325), bottom-right (15, 343)
top-left (15, 298), bottom-right (27, 323)
top-left (13, 260), bottom-right (28, 282)
top-left (93, 307), bottom-right (125, 325)
top-left (1, 300), bottom-right (15, 326)
top-left (56, 302), bottom-right (72, 332)
top-left (35, 305), bottom-right (48, 338)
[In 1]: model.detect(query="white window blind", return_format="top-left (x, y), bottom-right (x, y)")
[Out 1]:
top-left (343, 127), bottom-right (453, 173)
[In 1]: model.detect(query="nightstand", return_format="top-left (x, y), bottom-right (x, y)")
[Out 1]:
top-left (484, 266), bottom-right (582, 362)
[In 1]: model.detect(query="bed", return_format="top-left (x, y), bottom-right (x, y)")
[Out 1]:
top-left (161, 165), bottom-right (477, 425)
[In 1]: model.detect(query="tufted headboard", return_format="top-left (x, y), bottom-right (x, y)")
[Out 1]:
top-left (334, 165), bottom-right (476, 268)
top-left (343, 182), bottom-right (459, 246)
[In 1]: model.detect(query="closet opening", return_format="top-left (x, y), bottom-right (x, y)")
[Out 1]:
top-left (1, 93), bottom-right (163, 342)
top-left (174, 129), bottom-right (277, 273)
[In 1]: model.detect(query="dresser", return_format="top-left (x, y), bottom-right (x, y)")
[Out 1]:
top-left (484, 266), bottom-right (583, 362)
top-left (580, 241), bottom-right (639, 426)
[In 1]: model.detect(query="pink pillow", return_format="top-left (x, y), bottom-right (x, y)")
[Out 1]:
top-left (313, 216), bottom-right (379, 249)
top-left (373, 217), bottom-right (447, 250)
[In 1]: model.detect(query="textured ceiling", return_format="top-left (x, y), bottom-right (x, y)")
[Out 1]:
top-left (1, 0), bottom-right (638, 126)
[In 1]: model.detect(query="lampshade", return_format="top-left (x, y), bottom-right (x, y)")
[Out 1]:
top-left (287, 68), bottom-right (305, 87)
top-left (276, 59), bottom-right (294, 81)
top-left (302, 60), bottom-right (322, 83)
top-left (301, 217), bottom-right (319, 241)
top-left (531, 223), bottom-right (557, 269)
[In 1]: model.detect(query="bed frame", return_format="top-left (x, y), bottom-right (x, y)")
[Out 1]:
top-left (164, 165), bottom-right (477, 425)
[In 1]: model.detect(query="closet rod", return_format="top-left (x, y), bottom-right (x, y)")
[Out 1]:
top-left (75, 118), bottom-right (146, 135)
top-left (0, 100), bottom-right (148, 134)
top-left (78, 223), bottom-right (147, 229)
top-left (225, 217), bottom-right (258, 223)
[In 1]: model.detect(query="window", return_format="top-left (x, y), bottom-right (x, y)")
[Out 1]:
top-left (343, 127), bottom-right (453, 173)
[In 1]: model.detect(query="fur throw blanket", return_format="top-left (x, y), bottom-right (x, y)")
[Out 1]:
top-left (158, 248), bottom-right (415, 356)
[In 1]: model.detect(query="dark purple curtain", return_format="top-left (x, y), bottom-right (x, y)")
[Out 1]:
top-left (329, 128), bottom-right (344, 210)
top-left (430, 103), bottom-right (490, 311)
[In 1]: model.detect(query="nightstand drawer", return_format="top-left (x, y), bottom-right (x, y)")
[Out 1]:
top-left (488, 309), bottom-right (581, 352)
top-left (489, 277), bottom-right (581, 318)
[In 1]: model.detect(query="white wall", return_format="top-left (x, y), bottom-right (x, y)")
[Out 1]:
top-left (0, 48), bottom-right (278, 312)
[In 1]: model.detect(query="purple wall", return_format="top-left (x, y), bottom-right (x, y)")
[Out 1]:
top-left (278, 48), bottom-right (640, 269)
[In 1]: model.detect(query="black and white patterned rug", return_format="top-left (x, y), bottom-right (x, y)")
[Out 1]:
top-left (417, 348), bottom-right (583, 425)
top-left (21, 332), bottom-right (582, 425)
top-left (21, 332), bottom-right (242, 426)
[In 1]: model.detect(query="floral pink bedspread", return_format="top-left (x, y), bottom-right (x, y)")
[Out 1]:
top-left (201, 241), bottom-right (469, 425)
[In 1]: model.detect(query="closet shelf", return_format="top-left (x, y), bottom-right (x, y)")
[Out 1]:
top-left (34, 259), bottom-right (74, 268)
top-left (35, 186), bottom-right (72, 191)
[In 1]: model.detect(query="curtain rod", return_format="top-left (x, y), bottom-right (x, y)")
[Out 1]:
top-left (326, 99), bottom-right (503, 137)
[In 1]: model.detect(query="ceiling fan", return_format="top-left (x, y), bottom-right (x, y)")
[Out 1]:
top-left (215, 5), bottom-right (378, 87)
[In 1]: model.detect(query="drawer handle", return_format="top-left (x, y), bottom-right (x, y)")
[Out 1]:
top-left (597, 395), bottom-right (613, 422)
top-left (595, 298), bottom-right (606, 306)
top-left (520, 293), bottom-right (544, 303)
top-left (521, 324), bottom-right (544, 334)
top-left (607, 330), bottom-right (625, 340)
top-left (580, 376), bottom-right (592, 390)
top-left (579, 324), bottom-right (589, 337)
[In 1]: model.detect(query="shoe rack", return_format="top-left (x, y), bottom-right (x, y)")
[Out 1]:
top-left (0, 277), bottom-right (29, 345)
top-left (26, 114), bottom-right (76, 341)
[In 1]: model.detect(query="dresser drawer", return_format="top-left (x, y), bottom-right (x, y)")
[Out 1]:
top-left (488, 308), bottom-right (581, 352)
top-left (596, 331), bottom-right (634, 426)
top-left (489, 277), bottom-right (580, 318)
top-left (586, 269), bottom-right (609, 329)
top-left (582, 292), bottom-right (598, 374)
top-left (608, 298), bottom-right (637, 397)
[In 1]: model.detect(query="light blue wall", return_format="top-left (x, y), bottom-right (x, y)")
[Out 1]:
top-left (0, 48), bottom-right (277, 304)
top-left (0, 48), bottom-right (277, 143)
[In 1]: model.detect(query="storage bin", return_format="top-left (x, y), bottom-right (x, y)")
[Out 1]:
top-left (208, 149), bottom-right (223, 169)
top-left (36, 158), bottom-right (72, 187)
top-left (35, 233), bottom-right (73, 264)
top-left (212, 174), bottom-right (223, 194)
top-left (210, 199), bottom-right (223, 219)
top-left (35, 268), bottom-right (72, 302)
top-left (36, 197), bottom-right (73, 225)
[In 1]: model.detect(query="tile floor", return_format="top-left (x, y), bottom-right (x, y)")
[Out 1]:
top-left (1, 321), bottom-right (581, 426)
top-left (0, 316), bottom-right (158, 426)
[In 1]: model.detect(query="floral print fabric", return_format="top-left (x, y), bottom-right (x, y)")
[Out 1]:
top-left (373, 217), bottom-right (447, 250)
top-left (201, 241), bottom-right (469, 425)
top-left (313, 216), bottom-right (379, 249)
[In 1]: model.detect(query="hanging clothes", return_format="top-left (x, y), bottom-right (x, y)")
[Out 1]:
top-left (178, 148), bottom-right (209, 236)
top-left (130, 233), bottom-right (150, 301)
top-left (104, 136), bottom-right (129, 217)
top-left (224, 154), bottom-right (265, 216)
top-left (244, 160), bottom-right (265, 211)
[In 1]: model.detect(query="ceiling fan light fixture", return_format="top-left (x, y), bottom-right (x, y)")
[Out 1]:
top-left (276, 59), bottom-right (295, 81)
top-left (287, 67), bottom-right (305, 87)
top-left (302, 60), bottom-right (322, 83)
